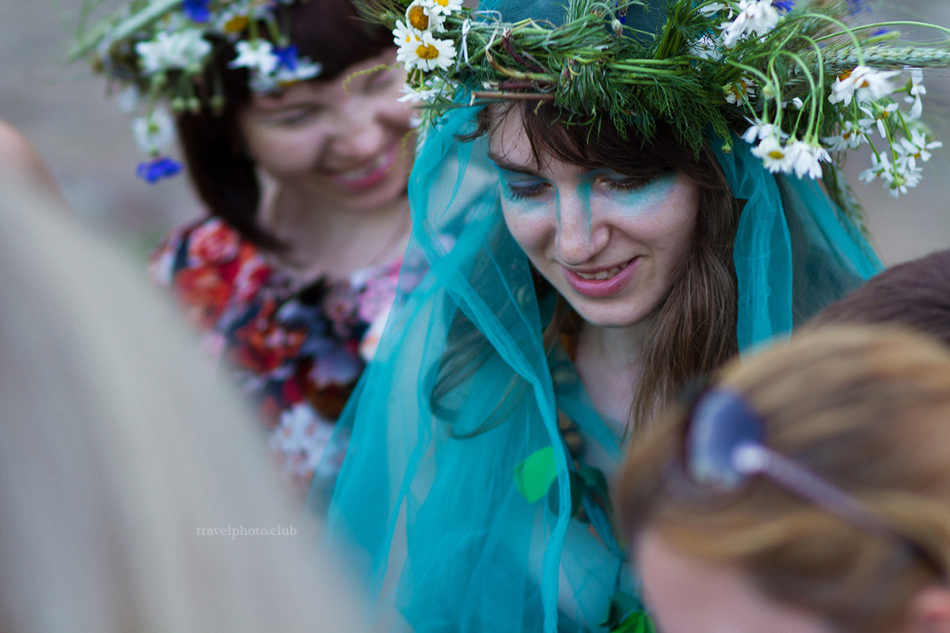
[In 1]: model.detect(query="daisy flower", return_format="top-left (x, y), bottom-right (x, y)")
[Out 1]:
top-left (724, 77), bottom-right (755, 106)
top-left (904, 67), bottom-right (926, 120)
top-left (720, 0), bottom-right (782, 49)
top-left (422, 0), bottom-right (464, 18)
top-left (750, 135), bottom-right (796, 174)
top-left (788, 139), bottom-right (830, 179)
top-left (230, 39), bottom-right (280, 76)
top-left (828, 65), bottom-right (900, 106)
top-left (132, 107), bottom-right (176, 154)
top-left (397, 30), bottom-right (457, 72)
top-left (406, 0), bottom-right (446, 33)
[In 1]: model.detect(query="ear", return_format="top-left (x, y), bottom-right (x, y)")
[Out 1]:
top-left (900, 587), bottom-right (950, 633)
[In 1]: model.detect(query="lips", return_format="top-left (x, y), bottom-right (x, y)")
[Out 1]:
top-left (328, 145), bottom-right (399, 191)
top-left (563, 258), bottom-right (638, 298)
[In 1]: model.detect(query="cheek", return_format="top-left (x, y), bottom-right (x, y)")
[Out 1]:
top-left (245, 127), bottom-right (328, 174)
top-left (501, 202), bottom-right (551, 258)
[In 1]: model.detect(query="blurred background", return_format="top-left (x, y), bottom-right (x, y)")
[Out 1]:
top-left (2, 0), bottom-right (949, 264)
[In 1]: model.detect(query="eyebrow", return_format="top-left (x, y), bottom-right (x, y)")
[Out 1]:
top-left (486, 152), bottom-right (543, 177)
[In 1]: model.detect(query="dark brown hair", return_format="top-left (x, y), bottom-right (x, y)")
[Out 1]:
top-left (807, 248), bottom-right (950, 347)
top-left (176, 0), bottom-right (391, 249)
top-left (485, 103), bottom-right (740, 435)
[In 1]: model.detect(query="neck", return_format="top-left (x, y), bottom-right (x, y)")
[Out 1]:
top-left (261, 184), bottom-right (411, 281)
top-left (573, 318), bottom-right (651, 435)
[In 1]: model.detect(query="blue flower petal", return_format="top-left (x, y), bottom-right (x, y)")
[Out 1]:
top-left (137, 157), bottom-right (183, 183)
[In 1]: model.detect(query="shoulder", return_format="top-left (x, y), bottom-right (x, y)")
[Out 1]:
top-left (149, 217), bottom-right (273, 329)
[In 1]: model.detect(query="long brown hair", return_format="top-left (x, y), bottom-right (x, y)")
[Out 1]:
top-left (617, 326), bottom-right (950, 633)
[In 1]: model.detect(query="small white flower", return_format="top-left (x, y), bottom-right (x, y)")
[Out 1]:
top-left (422, 0), bottom-right (463, 17)
top-left (405, 0), bottom-right (446, 33)
top-left (750, 135), bottom-right (796, 174)
top-left (132, 107), bottom-right (176, 154)
top-left (859, 153), bottom-right (893, 185)
top-left (699, 2), bottom-right (731, 17)
top-left (135, 28), bottom-right (212, 74)
top-left (822, 120), bottom-right (868, 151)
top-left (741, 119), bottom-right (787, 144)
top-left (396, 29), bottom-right (457, 72)
top-left (828, 65), bottom-right (900, 106)
top-left (788, 140), bottom-right (830, 179)
top-left (229, 39), bottom-right (279, 76)
top-left (689, 34), bottom-right (723, 60)
top-left (904, 67), bottom-right (926, 120)
top-left (896, 129), bottom-right (942, 170)
top-left (115, 85), bottom-right (141, 113)
top-left (724, 77), bottom-right (755, 106)
top-left (720, 0), bottom-right (781, 49)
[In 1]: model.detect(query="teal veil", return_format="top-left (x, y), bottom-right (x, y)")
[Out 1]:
top-left (311, 2), bottom-right (882, 632)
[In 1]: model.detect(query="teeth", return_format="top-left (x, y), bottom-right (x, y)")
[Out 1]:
top-left (575, 262), bottom-right (628, 281)
top-left (337, 150), bottom-right (392, 182)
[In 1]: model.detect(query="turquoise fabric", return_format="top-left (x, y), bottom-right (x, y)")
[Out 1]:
top-left (310, 97), bottom-right (881, 633)
top-left (712, 137), bottom-right (882, 351)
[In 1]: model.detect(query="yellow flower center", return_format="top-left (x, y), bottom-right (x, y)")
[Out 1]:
top-left (416, 43), bottom-right (440, 60)
top-left (838, 69), bottom-right (853, 81)
top-left (768, 150), bottom-right (786, 160)
top-left (436, 0), bottom-right (450, 7)
top-left (224, 15), bottom-right (249, 33)
top-left (408, 5), bottom-right (429, 30)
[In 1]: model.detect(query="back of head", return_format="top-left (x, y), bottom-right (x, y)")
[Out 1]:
top-left (0, 179), bottom-right (363, 633)
top-left (809, 249), bottom-right (950, 348)
top-left (617, 326), bottom-right (950, 633)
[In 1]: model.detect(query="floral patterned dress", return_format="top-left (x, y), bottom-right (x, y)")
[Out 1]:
top-left (149, 217), bottom-right (405, 494)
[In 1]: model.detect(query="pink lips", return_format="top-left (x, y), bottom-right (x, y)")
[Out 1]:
top-left (328, 146), bottom-right (398, 191)
top-left (563, 258), bottom-right (638, 298)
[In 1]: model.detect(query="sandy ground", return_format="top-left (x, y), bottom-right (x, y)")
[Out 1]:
top-left (1, 0), bottom-right (949, 264)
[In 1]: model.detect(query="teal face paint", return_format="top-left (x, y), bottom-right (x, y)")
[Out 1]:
top-left (493, 166), bottom-right (549, 211)
top-left (596, 171), bottom-right (677, 215)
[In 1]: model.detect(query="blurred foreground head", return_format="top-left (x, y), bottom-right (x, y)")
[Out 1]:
top-left (617, 326), bottom-right (950, 633)
top-left (0, 180), bottom-right (363, 633)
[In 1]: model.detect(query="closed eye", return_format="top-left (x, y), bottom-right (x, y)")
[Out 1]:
top-left (503, 181), bottom-right (549, 201)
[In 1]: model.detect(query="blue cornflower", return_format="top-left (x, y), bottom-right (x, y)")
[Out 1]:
top-left (846, 0), bottom-right (872, 14)
top-left (182, 0), bottom-right (211, 23)
top-left (772, 1), bottom-right (795, 14)
top-left (274, 45), bottom-right (299, 71)
top-left (137, 156), bottom-right (183, 183)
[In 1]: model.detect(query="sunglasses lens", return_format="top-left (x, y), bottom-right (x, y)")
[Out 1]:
top-left (686, 389), bottom-right (765, 491)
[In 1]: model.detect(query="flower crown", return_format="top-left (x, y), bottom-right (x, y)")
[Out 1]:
top-left (72, 0), bottom-right (322, 182)
top-left (372, 0), bottom-right (950, 205)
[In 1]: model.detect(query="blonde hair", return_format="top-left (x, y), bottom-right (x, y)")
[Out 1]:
top-left (617, 326), bottom-right (950, 633)
top-left (0, 179), bottom-right (362, 633)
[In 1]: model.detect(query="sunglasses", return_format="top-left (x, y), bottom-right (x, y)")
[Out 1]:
top-left (675, 385), bottom-right (943, 575)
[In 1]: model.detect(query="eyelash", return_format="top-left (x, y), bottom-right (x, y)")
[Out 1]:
top-left (274, 109), bottom-right (321, 126)
top-left (504, 182), bottom-right (548, 200)
top-left (365, 70), bottom-right (397, 93)
top-left (504, 176), bottom-right (650, 200)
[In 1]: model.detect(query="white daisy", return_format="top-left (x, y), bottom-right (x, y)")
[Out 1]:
top-left (397, 29), bottom-right (457, 72)
top-left (229, 39), bottom-right (280, 76)
top-left (822, 120), bottom-right (868, 151)
top-left (406, 0), bottom-right (446, 33)
top-left (135, 28), bottom-right (211, 74)
top-left (741, 119), bottom-right (786, 144)
top-left (422, 0), bottom-right (463, 17)
top-left (131, 107), bottom-right (176, 154)
top-left (896, 129), bottom-right (942, 171)
top-left (689, 34), bottom-right (723, 60)
top-left (828, 65), bottom-right (900, 106)
top-left (750, 135), bottom-right (796, 174)
top-left (724, 77), bottom-right (755, 106)
top-left (720, 0), bottom-right (781, 49)
top-left (788, 139), bottom-right (830, 179)
top-left (904, 67), bottom-right (926, 120)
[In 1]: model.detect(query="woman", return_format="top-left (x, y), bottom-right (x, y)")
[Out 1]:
top-left (77, 0), bottom-right (416, 494)
top-left (616, 326), bottom-right (950, 633)
top-left (320, 0), bottom-right (946, 630)
top-left (0, 178), bottom-right (363, 633)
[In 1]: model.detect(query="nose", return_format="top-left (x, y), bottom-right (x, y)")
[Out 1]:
top-left (554, 191), bottom-right (609, 266)
top-left (328, 99), bottom-right (385, 161)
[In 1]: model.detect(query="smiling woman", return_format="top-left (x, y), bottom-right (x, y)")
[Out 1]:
top-left (78, 0), bottom-right (417, 497)
top-left (315, 0), bottom-right (933, 630)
